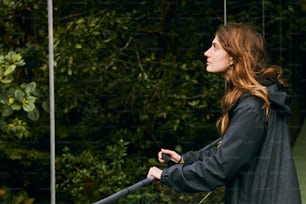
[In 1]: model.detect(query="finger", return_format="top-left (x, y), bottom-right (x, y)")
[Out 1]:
top-left (158, 151), bottom-right (166, 162)
top-left (161, 149), bottom-right (174, 155)
top-left (158, 151), bottom-right (163, 158)
top-left (158, 156), bottom-right (166, 163)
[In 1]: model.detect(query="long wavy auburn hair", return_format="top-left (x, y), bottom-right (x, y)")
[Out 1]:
top-left (215, 22), bottom-right (287, 137)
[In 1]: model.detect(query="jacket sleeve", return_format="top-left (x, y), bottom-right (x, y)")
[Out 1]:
top-left (182, 138), bottom-right (220, 165)
top-left (160, 96), bottom-right (267, 192)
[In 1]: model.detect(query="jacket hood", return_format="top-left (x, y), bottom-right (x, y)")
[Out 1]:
top-left (266, 84), bottom-right (291, 115)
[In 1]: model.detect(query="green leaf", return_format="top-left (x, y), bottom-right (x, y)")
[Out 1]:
top-left (188, 100), bottom-right (200, 107)
top-left (2, 0), bottom-right (15, 6)
top-left (11, 103), bottom-right (22, 110)
top-left (22, 96), bottom-right (36, 112)
top-left (6, 51), bottom-right (14, 61)
top-left (23, 103), bottom-right (35, 112)
top-left (15, 90), bottom-right (25, 102)
top-left (75, 44), bottom-right (82, 49)
top-left (15, 60), bottom-right (25, 67)
top-left (4, 64), bottom-right (16, 76)
top-left (42, 101), bottom-right (50, 113)
top-left (0, 76), bottom-right (14, 84)
top-left (104, 38), bottom-right (112, 43)
top-left (24, 82), bottom-right (36, 95)
top-left (26, 96), bottom-right (36, 104)
top-left (2, 108), bottom-right (13, 117)
top-left (27, 108), bottom-right (40, 121)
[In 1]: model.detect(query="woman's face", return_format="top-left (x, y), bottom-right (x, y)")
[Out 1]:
top-left (204, 36), bottom-right (232, 73)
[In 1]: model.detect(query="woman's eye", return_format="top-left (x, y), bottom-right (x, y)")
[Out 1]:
top-left (212, 43), bottom-right (218, 49)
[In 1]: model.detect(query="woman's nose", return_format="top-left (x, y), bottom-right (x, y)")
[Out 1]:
top-left (204, 49), bottom-right (209, 57)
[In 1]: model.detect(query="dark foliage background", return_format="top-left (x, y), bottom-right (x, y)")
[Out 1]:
top-left (0, 0), bottom-right (305, 203)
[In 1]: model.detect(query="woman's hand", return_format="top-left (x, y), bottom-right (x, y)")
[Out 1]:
top-left (147, 149), bottom-right (184, 180)
top-left (158, 149), bottom-right (184, 164)
top-left (147, 166), bottom-right (162, 180)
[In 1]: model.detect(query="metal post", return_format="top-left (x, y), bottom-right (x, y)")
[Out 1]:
top-left (47, 0), bottom-right (56, 203)
top-left (224, 0), bottom-right (227, 25)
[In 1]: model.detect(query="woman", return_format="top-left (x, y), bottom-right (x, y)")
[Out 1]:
top-left (147, 22), bottom-right (301, 204)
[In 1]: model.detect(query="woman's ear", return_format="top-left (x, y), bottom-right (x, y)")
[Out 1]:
top-left (229, 57), bottom-right (236, 66)
top-left (226, 57), bottom-right (236, 69)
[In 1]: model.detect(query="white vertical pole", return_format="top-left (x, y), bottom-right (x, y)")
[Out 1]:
top-left (224, 0), bottom-right (227, 25)
top-left (47, 0), bottom-right (56, 203)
